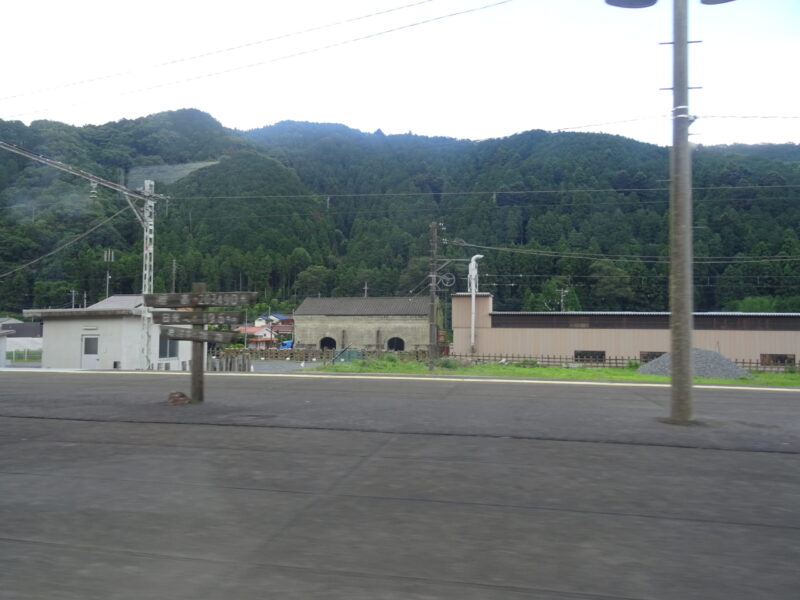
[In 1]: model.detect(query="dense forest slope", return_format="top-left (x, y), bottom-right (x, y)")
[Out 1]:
top-left (1, 109), bottom-right (799, 315)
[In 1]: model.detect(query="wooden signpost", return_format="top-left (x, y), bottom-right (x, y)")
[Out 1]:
top-left (152, 311), bottom-right (244, 326)
top-left (143, 284), bottom-right (256, 404)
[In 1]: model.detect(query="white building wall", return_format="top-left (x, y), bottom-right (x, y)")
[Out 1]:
top-left (41, 315), bottom-right (191, 370)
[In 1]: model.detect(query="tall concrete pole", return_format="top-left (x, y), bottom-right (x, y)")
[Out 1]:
top-left (428, 222), bottom-right (438, 371)
top-left (669, 0), bottom-right (694, 423)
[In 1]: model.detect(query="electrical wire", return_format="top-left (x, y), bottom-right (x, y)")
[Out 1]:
top-left (554, 114), bottom-right (800, 134)
top-left (0, 206), bottom-right (130, 279)
top-left (555, 114), bottom-right (670, 133)
top-left (0, 1), bottom-right (436, 103)
top-left (7, 0), bottom-right (513, 121)
top-left (447, 240), bottom-right (800, 265)
top-left (164, 183), bottom-right (800, 201)
top-left (701, 115), bottom-right (800, 121)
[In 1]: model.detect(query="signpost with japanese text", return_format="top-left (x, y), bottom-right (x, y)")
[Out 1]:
top-left (152, 311), bottom-right (244, 326)
top-left (143, 284), bottom-right (255, 403)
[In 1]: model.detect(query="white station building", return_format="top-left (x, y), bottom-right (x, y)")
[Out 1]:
top-left (24, 295), bottom-right (192, 371)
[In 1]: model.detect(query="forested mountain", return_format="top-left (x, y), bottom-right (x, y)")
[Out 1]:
top-left (1, 109), bottom-right (799, 316)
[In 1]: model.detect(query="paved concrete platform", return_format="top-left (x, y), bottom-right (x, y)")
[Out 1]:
top-left (0, 371), bottom-right (798, 599)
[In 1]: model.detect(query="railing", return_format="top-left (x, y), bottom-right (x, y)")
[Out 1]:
top-left (734, 359), bottom-right (797, 373)
top-left (447, 354), bottom-right (637, 368)
top-left (5, 349), bottom-right (43, 362)
top-left (204, 348), bottom-right (796, 373)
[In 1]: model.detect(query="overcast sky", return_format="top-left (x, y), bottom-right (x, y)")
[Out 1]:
top-left (2, 0), bottom-right (797, 147)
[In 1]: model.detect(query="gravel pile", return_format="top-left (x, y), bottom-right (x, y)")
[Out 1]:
top-left (637, 348), bottom-right (752, 379)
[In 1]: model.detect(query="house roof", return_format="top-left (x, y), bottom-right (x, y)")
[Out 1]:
top-left (236, 325), bottom-right (271, 334)
top-left (88, 295), bottom-right (144, 310)
top-left (24, 295), bottom-right (146, 319)
top-left (295, 297), bottom-right (428, 316)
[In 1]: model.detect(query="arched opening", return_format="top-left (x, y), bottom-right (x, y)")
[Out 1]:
top-left (387, 337), bottom-right (405, 351)
top-left (320, 337), bottom-right (337, 350)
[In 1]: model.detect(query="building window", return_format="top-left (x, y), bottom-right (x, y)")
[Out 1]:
top-left (574, 350), bottom-right (605, 363)
top-left (760, 353), bottom-right (796, 366)
top-left (159, 334), bottom-right (179, 359)
top-left (387, 337), bottom-right (405, 351)
top-left (640, 351), bottom-right (666, 363)
top-left (320, 337), bottom-right (336, 350)
top-left (83, 336), bottom-right (99, 354)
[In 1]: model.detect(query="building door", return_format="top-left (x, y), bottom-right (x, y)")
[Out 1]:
top-left (81, 335), bottom-right (100, 370)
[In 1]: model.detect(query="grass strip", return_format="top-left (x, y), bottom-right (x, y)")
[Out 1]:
top-left (316, 357), bottom-right (800, 387)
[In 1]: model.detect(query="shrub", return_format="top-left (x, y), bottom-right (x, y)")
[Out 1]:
top-left (436, 357), bottom-right (460, 369)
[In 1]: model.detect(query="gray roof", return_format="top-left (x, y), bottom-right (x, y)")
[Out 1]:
top-left (295, 297), bottom-right (428, 316)
top-left (88, 295), bottom-right (144, 310)
top-left (24, 295), bottom-right (145, 319)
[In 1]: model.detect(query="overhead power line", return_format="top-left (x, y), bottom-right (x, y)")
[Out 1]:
top-left (554, 113), bottom-right (800, 134)
top-left (0, 0), bottom-right (436, 104)
top-left (0, 206), bottom-right (130, 280)
top-left (447, 240), bottom-right (800, 266)
top-left (701, 115), bottom-right (800, 121)
top-left (165, 183), bottom-right (800, 202)
top-left (556, 114), bottom-right (669, 133)
top-left (6, 0), bottom-right (513, 121)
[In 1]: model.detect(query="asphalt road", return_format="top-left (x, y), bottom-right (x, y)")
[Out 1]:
top-left (1, 369), bottom-right (798, 599)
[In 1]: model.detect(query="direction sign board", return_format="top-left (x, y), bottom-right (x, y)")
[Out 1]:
top-left (144, 292), bottom-right (258, 308)
top-left (160, 326), bottom-right (237, 344)
top-left (152, 311), bottom-right (244, 326)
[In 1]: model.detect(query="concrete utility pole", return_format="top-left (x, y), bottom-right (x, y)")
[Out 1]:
top-left (428, 222), bottom-right (438, 371)
top-left (668, 0), bottom-right (694, 423)
top-left (139, 180), bottom-right (156, 371)
top-left (605, 0), bottom-right (736, 424)
top-left (104, 249), bottom-right (115, 298)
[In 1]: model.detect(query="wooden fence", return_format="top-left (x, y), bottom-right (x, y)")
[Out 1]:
top-left (207, 347), bottom-right (335, 371)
